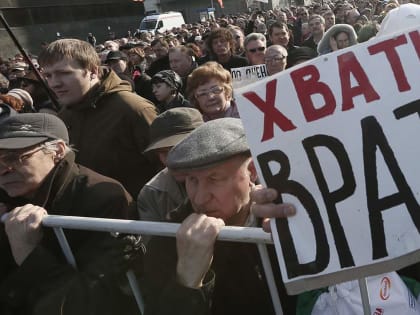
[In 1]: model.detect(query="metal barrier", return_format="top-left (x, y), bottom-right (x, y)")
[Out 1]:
top-left (2, 214), bottom-right (373, 315)
top-left (42, 215), bottom-right (283, 315)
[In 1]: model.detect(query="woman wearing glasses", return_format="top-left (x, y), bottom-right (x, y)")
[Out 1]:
top-left (186, 62), bottom-right (239, 122)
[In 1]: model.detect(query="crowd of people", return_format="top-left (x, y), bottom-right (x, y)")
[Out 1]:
top-left (0, 0), bottom-right (419, 314)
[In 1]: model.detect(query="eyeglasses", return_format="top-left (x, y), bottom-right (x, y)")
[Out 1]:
top-left (0, 145), bottom-right (45, 171)
top-left (195, 86), bottom-right (224, 99)
top-left (247, 47), bottom-right (266, 53)
top-left (264, 56), bottom-right (286, 63)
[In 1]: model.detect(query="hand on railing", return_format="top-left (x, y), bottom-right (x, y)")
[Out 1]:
top-left (2, 203), bottom-right (47, 265)
top-left (176, 213), bottom-right (225, 289)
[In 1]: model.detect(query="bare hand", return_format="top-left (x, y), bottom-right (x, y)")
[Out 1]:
top-left (4, 204), bottom-right (47, 265)
top-left (250, 186), bottom-right (296, 233)
top-left (329, 36), bottom-right (338, 51)
top-left (176, 213), bottom-right (225, 288)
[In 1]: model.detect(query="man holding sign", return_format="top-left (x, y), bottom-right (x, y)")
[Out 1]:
top-left (141, 118), bottom-right (297, 315)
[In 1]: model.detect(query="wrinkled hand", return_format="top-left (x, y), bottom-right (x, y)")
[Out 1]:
top-left (176, 213), bottom-right (225, 288)
top-left (250, 186), bottom-right (296, 233)
top-left (4, 204), bottom-right (47, 265)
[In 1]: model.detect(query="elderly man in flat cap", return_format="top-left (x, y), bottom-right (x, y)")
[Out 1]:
top-left (141, 118), bottom-right (297, 315)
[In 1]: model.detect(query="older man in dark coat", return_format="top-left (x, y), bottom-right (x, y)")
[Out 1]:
top-left (0, 113), bottom-right (144, 315)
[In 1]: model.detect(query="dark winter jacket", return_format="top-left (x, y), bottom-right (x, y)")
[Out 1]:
top-left (0, 151), bottom-right (144, 315)
top-left (58, 68), bottom-right (158, 198)
top-left (141, 201), bottom-right (297, 315)
top-left (156, 93), bottom-right (191, 114)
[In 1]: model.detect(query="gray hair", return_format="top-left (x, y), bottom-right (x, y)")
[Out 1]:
top-left (265, 45), bottom-right (288, 57)
top-left (244, 32), bottom-right (267, 49)
top-left (42, 139), bottom-right (73, 155)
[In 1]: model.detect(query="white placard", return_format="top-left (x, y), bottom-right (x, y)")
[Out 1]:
top-left (231, 64), bottom-right (268, 89)
top-left (236, 27), bottom-right (420, 294)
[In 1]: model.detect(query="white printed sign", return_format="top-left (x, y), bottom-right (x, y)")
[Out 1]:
top-left (231, 64), bottom-right (268, 89)
top-left (236, 27), bottom-right (420, 294)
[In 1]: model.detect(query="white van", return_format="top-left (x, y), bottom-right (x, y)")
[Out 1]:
top-left (139, 12), bottom-right (185, 34)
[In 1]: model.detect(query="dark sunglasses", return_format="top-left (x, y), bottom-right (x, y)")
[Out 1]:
top-left (248, 47), bottom-right (265, 53)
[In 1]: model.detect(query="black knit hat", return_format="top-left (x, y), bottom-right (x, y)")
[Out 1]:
top-left (152, 70), bottom-right (183, 92)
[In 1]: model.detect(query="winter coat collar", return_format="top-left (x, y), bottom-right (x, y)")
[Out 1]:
top-left (30, 151), bottom-right (78, 212)
top-left (66, 68), bottom-right (133, 111)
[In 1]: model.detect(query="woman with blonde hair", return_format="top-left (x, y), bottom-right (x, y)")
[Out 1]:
top-left (186, 61), bottom-right (239, 121)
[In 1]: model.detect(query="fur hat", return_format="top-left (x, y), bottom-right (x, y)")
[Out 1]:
top-left (317, 24), bottom-right (358, 55)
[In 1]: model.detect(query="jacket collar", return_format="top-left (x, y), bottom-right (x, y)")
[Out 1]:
top-left (31, 151), bottom-right (78, 210)
top-left (66, 68), bottom-right (131, 111)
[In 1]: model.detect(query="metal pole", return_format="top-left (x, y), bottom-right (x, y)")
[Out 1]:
top-left (0, 12), bottom-right (61, 111)
top-left (42, 215), bottom-right (273, 315)
top-left (53, 227), bottom-right (77, 268)
top-left (358, 278), bottom-right (371, 315)
top-left (126, 270), bottom-right (145, 314)
top-left (257, 244), bottom-right (283, 315)
top-left (42, 215), bottom-right (274, 244)
top-left (53, 224), bottom-right (145, 315)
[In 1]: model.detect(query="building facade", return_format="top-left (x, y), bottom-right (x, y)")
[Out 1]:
top-left (0, 0), bottom-right (285, 58)
top-left (159, 0), bottom-right (248, 23)
top-left (0, 0), bottom-right (148, 57)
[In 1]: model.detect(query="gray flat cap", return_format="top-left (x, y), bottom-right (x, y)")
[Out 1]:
top-left (167, 118), bottom-right (250, 171)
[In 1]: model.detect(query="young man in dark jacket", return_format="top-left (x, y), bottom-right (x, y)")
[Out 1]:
top-left (0, 113), bottom-right (144, 315)
top-left (38, 39), bottom-right (158, 198)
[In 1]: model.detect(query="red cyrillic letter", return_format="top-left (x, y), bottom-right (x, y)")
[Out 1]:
top-left (338, 52), bottom-right (380, 111)
top-left (243, 79), bottom-right (296, 142)
top-left (368, 35), bottom-right (411, 92)
top-left (291, 65), bottom-right (336, 122)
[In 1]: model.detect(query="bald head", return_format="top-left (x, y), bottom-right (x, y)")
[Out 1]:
top-left (264, 45), bottom-right (288, 75)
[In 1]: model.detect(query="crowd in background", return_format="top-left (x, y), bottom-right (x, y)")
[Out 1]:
top-left (0, 0), bottom-right (419, 314)
top-left (1, 0), bottom-right (417, 119)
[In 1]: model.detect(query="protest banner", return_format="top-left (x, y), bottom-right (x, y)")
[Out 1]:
top-left (235, 27), bottom-right (420, 294)
top-left (231, 64), bottom-right (268, 89)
